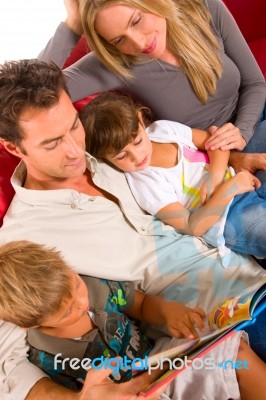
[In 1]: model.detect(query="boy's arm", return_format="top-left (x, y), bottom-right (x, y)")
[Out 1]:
top-left (127, 291), bottom-right (205, 339)
top-left (155, 170), bottom-right (259, 237)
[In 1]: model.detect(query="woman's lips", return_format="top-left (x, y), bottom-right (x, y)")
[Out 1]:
top-left (143, 38), bottom-right (156, 54)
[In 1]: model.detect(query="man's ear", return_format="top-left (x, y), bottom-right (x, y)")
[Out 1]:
top-left (0, 139), bottom-right (24, 159)
top-left (137, 111), bottom-right (145, 128)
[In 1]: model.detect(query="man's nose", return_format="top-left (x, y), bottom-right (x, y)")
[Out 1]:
top-left (64, 134), bottom-right (83, 157)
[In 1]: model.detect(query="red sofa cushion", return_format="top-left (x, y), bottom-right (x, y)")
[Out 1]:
top-left (223, 0), bottom-right (266, 78)
top-left (0, 144), bottom-right (19, 226)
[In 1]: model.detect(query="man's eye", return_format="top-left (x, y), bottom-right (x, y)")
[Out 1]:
top-left (45, 140), bottom-right (59, 151)
top-left (134, 138), bottom-right (143, 146)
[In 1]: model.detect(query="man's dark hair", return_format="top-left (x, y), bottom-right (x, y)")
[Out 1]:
top-left (0, 59), bottom-right (69, 145)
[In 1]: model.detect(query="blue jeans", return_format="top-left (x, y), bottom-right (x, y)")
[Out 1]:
top-left (243, 101), bottom-right (266, 154)
top-left (224, 103), bottom-right (266, 255)
top-left (224, 182), bottom-right (266, 257)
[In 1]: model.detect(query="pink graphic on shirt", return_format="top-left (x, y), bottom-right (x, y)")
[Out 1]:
top-left (183, 147), bottom-right (210, 164)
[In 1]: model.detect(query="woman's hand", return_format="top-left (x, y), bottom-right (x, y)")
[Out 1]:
top-left (205, 124), bottom-right (246, 151)
top-left (64, 0), bottom-right (83, 35)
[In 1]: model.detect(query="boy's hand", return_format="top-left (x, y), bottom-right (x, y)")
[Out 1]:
top-left (163, 303), bottom-right (206, 340)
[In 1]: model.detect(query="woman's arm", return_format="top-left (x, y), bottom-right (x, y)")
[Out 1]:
top-left (205, 0), bottom-right (265, 148)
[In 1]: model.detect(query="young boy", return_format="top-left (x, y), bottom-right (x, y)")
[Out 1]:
top-left (0, 240), bottom-right (265, 400)
top-left (80, 92), bottom-right (266, 265)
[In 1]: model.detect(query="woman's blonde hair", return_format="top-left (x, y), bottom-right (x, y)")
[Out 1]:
top-left (0, 241), bottom-right (73, 328)
top-left (80, 0), bottom-right (222, 103)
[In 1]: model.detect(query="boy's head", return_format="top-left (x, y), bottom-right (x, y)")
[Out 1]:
top-left (0, 241), bottom-right (89, 329)
top-left (80, 92), bottom-right (153, 172)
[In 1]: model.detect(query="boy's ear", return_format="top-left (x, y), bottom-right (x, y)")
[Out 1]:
top-left (1, 139), bottom-right (24, 159)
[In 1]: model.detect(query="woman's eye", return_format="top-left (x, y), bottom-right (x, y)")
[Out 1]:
top-left (114, 37), bottom-right (124, 46)
top-left (133, 15), bottom-right (143, 26)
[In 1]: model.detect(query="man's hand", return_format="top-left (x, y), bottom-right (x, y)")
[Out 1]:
top-left (26, 363), bottom-right (167, 400)
top-left (205, 124), bottom-right (246, 151)
top-left (229, 152), bottom-right (266, 174)
top-left (64, 0), bottom-right (83, 35)
top-left (78, 364), bottom-right (168, 400)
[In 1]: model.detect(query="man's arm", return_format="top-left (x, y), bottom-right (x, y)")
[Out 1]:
top-left (229, 152), bottom-right (266, 174)
top-left (0, 321), bottom-right (47, 400)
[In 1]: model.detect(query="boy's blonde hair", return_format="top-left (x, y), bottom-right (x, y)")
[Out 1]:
top-left (80, 92), bottom-right (151, 158)
top-left (80, 0), bottom-right (222, 103)
top-left (0, 241), bottom-right (73, 328)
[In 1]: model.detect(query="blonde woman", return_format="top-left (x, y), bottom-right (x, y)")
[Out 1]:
top-left (39, 0), bottom-right (265, 156)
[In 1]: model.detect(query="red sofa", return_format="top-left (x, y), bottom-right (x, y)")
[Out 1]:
top-left (0, 0), bottom-right (265, 226)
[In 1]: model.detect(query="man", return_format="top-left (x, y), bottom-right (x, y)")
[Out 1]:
top-left (0, 59), bottom-right (265, 399)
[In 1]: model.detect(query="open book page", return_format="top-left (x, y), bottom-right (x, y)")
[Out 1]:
top-left (136, 277), bottom-right (266, 397)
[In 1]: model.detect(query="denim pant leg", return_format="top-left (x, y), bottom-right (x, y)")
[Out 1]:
top-left (243, 309), bottom-right (266, 362)
top-left (224, 183), bottom-right (266, 257)
top-left (243, 102), bottom-right (266, 153)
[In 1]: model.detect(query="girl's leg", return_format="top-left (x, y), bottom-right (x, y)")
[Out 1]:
top-left (224, 187), bottom-right (266, 257)
top-left (236, 338), bottom-right (266, 400)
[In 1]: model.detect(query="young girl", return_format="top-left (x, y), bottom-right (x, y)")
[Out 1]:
top-left (80, 92), bottom-right (266, 265)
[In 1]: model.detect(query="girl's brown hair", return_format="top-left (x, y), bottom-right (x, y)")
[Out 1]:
top-left (80, 92), bottom-right (151, 158)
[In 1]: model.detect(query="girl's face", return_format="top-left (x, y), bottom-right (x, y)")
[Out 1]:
top-left (106, 114), bottom-right (153, 172)
top-left (95, 4), bottom-right (167, 59)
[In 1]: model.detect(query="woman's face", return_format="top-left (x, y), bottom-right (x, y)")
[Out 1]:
top-left (95, 4), bottom-right (167, 59)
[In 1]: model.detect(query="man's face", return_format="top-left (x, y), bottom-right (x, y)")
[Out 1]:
top-left (17, 90), bottom-right (87, 182)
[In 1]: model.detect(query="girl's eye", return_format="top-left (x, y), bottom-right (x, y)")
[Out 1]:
top-left (117, 153), bottom-right (126, 160)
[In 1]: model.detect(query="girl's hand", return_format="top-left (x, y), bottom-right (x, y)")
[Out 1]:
top-left (163, 303), bottom-right (206, 340)
top-left (231, 170), bottom-right (261, 195)
top-left (205, 124), bottom-right (247, 151)
top-left (64, 0), bottom-right (83, 35)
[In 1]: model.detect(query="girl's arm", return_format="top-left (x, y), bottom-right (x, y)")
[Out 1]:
top-left (156, 170), bottom-right (259, 237)
top-left (192, 128), bottom-right (230, 202)
top-left (126, 291), bottom-right (205, 340)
